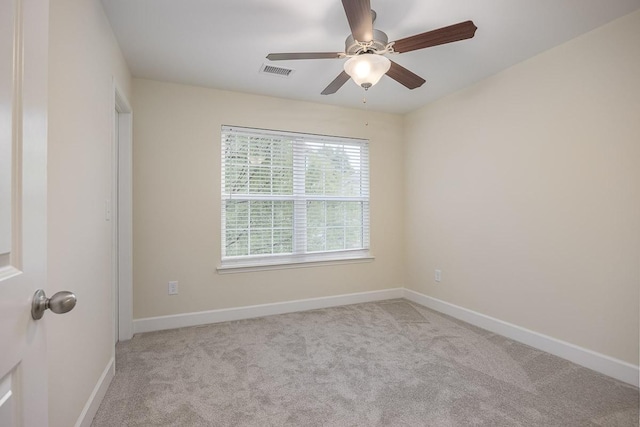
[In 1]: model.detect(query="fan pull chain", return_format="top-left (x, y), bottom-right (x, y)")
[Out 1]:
top-left (363, 94), bottom-right (369, 127)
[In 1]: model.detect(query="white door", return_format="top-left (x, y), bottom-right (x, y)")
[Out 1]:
top-left (0, 0), bottom-right (51, 425)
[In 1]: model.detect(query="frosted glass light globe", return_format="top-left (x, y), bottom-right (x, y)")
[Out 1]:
top-left (343, 53), bottom-right (391, 89)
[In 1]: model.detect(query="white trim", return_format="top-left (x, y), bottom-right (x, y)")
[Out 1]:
top-left (403, 289), bottom-right (640, 387)
top-left (74, 357), bottom-right (115, 427)
top-left (112, 80), bottom-right (133, 341)
top-left (217, 253), bottom-right (374, 274)
top-left (110, 84), bottom-right (118, 347)
top-left (133, 288), bottom-right (403, 334)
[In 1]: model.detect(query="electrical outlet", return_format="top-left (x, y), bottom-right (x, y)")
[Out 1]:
top-left (168, 281), bottom-right (179, 295)
top-left (435, 269), bottom-right (442, 283)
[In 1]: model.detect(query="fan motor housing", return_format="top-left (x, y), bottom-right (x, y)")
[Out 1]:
top-left (344, 29), bottom-right (389, 55)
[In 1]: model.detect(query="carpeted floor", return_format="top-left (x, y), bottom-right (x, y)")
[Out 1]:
top-left (92, 300), bottom-right (639, 426)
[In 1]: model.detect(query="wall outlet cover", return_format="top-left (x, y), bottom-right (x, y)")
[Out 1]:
top-left (168, 281), bottom-right (178, 295)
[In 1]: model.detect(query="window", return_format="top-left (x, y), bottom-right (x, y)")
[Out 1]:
top-left (220, 126), bottom-right (371, 270)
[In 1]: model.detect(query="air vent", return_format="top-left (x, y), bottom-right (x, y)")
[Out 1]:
top-left (259, 64), bottom-right (295, 78)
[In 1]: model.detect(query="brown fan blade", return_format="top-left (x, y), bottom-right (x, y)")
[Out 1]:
top-left (341, 0), bottom-right (373, 42)
top-left (386, 60), bottom-right (426, 90)
top-left (392, 20), bottom-right (477, 53)
top-left (266, 52), bottom-right (343, 61)
top-left (321, 71), bottom-right (351, 95)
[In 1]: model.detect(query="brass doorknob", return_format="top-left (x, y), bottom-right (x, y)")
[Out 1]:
top-left (31, 289), bottom-right (77, 320)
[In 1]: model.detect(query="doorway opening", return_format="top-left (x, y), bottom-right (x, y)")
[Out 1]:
top-left (113, 83), bottom-right (133, 342)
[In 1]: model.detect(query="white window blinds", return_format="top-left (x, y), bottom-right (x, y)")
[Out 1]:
top-left (221, 125), bottom-right (370, 268)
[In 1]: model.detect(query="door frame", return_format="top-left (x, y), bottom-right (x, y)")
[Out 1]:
top-left (112, 81), bottom-right (133, 342)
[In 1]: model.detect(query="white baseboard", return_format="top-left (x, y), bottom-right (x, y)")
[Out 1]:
top-left (403, 289), bottom-right (639, 387)
top-left (75, 356), bottom-right (115, 427)
top-left (133, 288), bottom-right (404, 334)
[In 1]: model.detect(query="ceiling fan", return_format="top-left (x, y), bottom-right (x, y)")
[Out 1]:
top-left (266, 0), bottom-right (477, 95)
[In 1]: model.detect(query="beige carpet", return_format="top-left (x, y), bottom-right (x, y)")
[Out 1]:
top-left (92, 300), bottom-right (639, 426)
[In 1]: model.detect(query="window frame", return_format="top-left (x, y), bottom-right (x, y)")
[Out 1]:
top-left (218, 125), bottom-right (373, 273)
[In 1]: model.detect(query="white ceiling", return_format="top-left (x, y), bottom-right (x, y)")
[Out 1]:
top-left (101, 0), bottom-right (640, 114)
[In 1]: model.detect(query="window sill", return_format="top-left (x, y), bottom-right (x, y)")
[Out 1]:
top-left (217, 252), bottom-right (374, 274)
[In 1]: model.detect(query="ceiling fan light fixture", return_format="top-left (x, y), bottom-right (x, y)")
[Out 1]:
top-left (343, 53), bottom-right (391, 89)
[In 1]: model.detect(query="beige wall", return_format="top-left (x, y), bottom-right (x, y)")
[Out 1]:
top-left (47, 0), bottom-right (132, 425)
top-left (404, 11), bottom-right (640, 365)
top-left (132, 79), bottom-right (405, 319)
